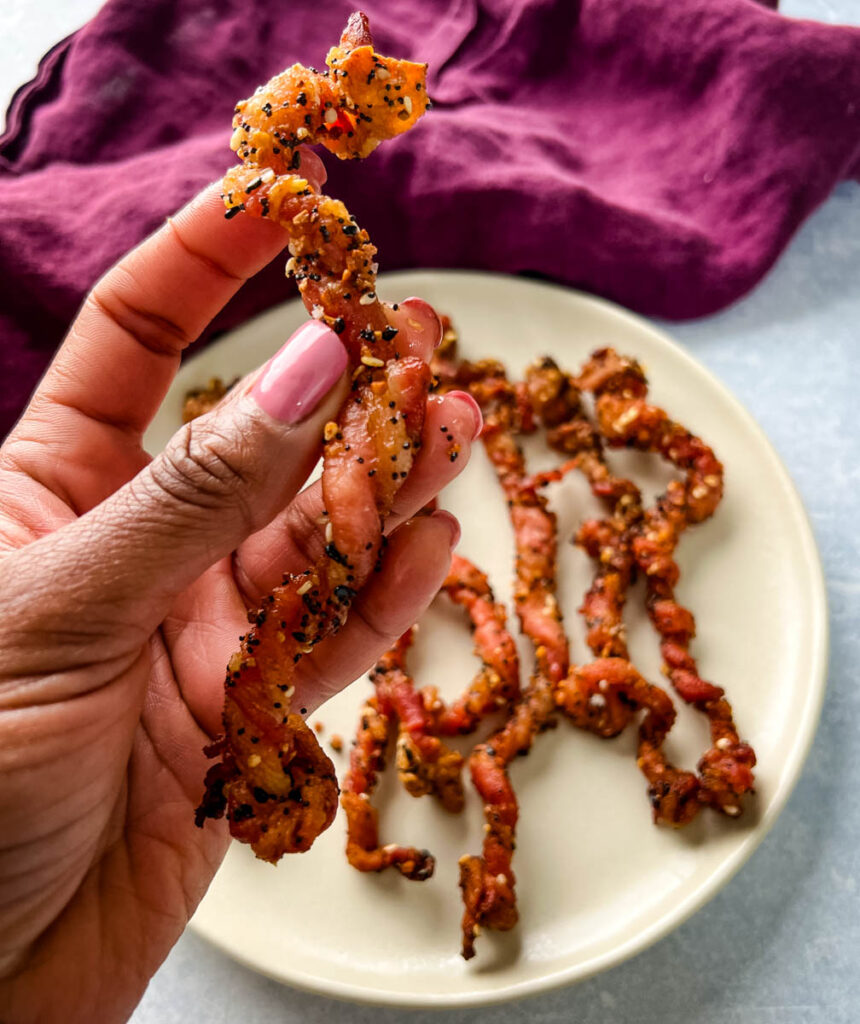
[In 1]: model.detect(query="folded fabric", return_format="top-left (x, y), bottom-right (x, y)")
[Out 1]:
top-left (1, 0), bottom-right (858, 438)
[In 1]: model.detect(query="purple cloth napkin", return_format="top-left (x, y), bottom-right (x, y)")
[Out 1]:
top-left (1, 0), bottom-right (858, 438)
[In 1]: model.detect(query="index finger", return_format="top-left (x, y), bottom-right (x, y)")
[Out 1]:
top-left (2, 157), bottom-right (323, 514)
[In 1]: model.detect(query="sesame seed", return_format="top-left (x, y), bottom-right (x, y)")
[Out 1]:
top-left (361, 355), bottom-right (385, 367)
top-left (359, 292), bottom-right (377, 305)
top-left (248, 754), bottom-right (262, 768)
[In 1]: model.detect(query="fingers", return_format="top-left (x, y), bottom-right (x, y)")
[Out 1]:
top-left (286, 510), bottom-right (460, 717)
top-left (297, 147), bottom-right (327, 192)
top-left (385, 297), bottom-right (443, 362)
top-left (232, 388), bottom-right (482, 602)
top-left (0, 323), bottom-right (352, 682)
top-left (2, 178), bottom-right (291, 514)
top-left (389, 390), bottom-right (481, 521)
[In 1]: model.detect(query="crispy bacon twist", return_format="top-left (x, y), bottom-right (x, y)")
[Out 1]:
top-left (341, 325), bottom-right (754, 955)
top-left (524, 357), bottom-right (642, 660)
top-left (390, 554), bottom-right (522, 810)
top-left (341, 634), bottom-right (436, 880)
top-left (342, 555), bottom-right (520, 878)
top-left (379, 628), bottom-right (466, 814)
top-left (430, 555), bottom-right (521, 734)
top-left (523, 358), bottom-right (701, 826)
top-left (194, 14), bottom-right (433, 863)
top-left (433, 348), bottom-right (561, 959)
top-left (577, 349), bottom-right (756, 815)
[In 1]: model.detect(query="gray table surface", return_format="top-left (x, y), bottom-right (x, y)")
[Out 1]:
top-left (3, 2), bottom-right (858, 1022)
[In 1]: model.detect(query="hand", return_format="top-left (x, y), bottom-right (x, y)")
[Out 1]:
top-left (0, 175), bottom-right (481, 1023)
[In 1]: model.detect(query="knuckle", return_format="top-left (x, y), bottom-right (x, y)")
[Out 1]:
top-left (146, 417), bottom-right (257, 526)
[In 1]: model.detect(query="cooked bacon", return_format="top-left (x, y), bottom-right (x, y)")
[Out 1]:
top-left (386, 554), bottom-right (522, 810)
top-left (376, 629), bottom-right (466, 813)
top-left (195, 14), bottom-right (432, 863)
top-left (338, 319), bottom-right (753, 952)
top-left (341, 649), bottom-right (435, 880)
top-left (432, 340), bottom-right (559, 959)
top-left (525, 357), bottom-right (642, 660)
top-left (395, 553), bottom-right (522, 792)
top-left (341, 556), bottom-right (521, 880)
top-left (520, 359), bottom-right (691, 823)
top-left (429, 555), bottom-right (521, 734)
top-left (577, 349), bottom-right (756, 815)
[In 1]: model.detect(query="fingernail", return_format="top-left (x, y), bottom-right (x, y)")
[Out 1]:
top-left (295, 146), bottom-right (327, 191)
top-left (430, 509), bottom-right (461, 549)
top-left (252, 320), bottom-right (347, 423)
top-left (447, 390), bottom-right (483, 440)
top-left (400, 297), bottom-right (443, 347)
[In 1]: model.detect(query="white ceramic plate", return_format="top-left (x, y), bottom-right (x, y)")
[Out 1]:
top-left (144, 271), bottom-right (828, 1008)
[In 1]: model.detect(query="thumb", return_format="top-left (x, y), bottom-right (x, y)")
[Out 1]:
top-left (6, 319), bottom-right (349, 644)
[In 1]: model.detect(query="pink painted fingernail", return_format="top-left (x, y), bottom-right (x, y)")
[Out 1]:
top-left (252, 320), bottom-right (347, 423)
top-left (430, 509), bottom-right (461, 549)
top-left (447, 390), bottom-right (483, 440)
top-left (401, 296), bottom-right (443, 347)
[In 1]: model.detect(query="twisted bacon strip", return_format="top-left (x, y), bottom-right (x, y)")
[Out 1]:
top-left (383, 628), bottom-right (466, 814)
top-left (434, 350), bottom-right (561, 959)
top-left (341, 633), bottom-right (436, 880)
top-left (577, 349), bottom-right (756, 815)
top-left (194, 14), bottom-right (433, 863)
top-left (430, 555), bottom-right (521, 735)
top-left (342, 554), bottom-right (520, 876)
top-left (524, 357), bottom-right (642, 659)
top-left (391, 554), bottom-right (521, 809)
top-left (523, 358), bottom-right (700, 826)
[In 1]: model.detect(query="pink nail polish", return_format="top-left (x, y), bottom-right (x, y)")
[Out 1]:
top-left (400, 296), bottom-right (443, 347)
top-left (252, 320), bottom-right (347, 423)
top-left (430, 509), bottom-right (461, 549)
top-left (447, 390), bottom-right (484, 440)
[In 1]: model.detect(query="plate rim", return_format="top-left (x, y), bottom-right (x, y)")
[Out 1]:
top-left (186, 269), bottom-right (829, 1008)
